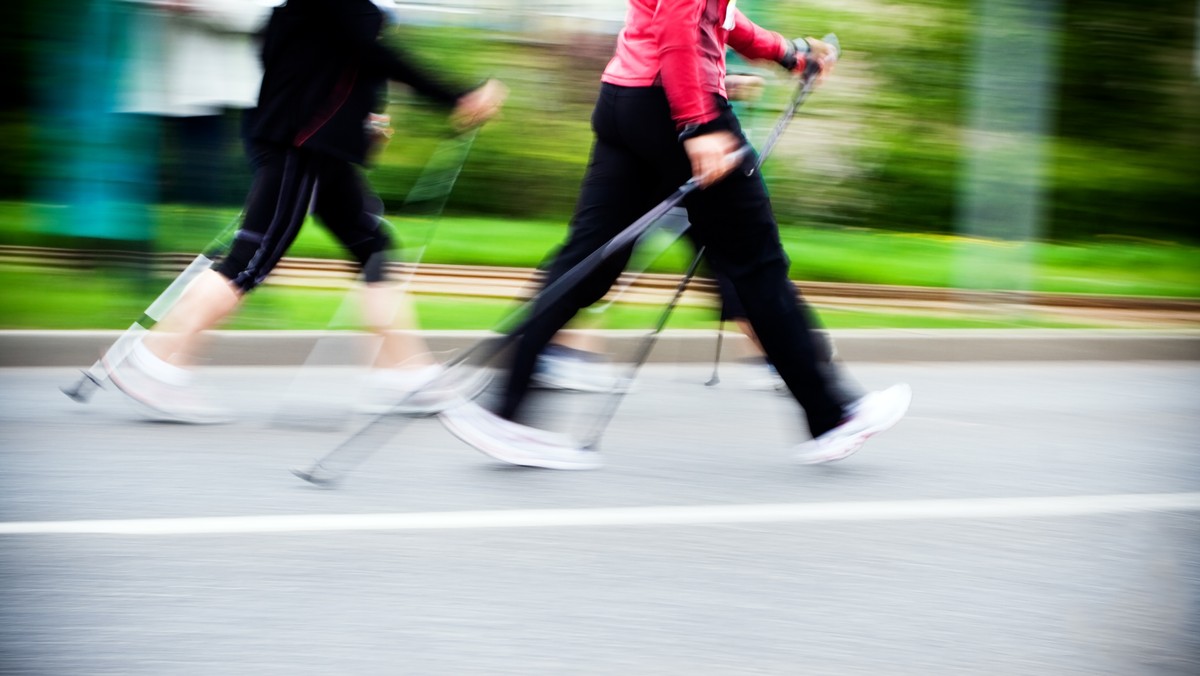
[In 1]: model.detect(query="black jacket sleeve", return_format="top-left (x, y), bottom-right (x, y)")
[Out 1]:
top-left (309, 0), bottom-right (469, 106)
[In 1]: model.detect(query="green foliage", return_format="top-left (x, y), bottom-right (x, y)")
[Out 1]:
top-left (1049, 0), bottom-right (1200, 240)
top-left (5, 1), bottom-right (1198, 244)
top-left (0, 266), bottom-right (1143, 331)
top-left (367, 27), bottom-right (595, 217)
top-left (1, 201), bottom-right (1195, 298)
top-left (369, 1), bottom-right (1198, 242)
top-left (1049, 139), bottom-right (1200, 240)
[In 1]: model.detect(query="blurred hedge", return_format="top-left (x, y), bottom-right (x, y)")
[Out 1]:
top-left (7, 0), bottom-right (1198, 243)
top-left (377, 1), bottom-right (1200, 243)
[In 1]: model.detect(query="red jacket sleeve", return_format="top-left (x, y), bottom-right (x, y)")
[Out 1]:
top-left (650, 0), bottom-right (717, 129)
top-left (727, 10), bottom-right (789, 63)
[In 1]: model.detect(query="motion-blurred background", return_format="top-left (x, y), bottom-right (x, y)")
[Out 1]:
top-left (0, 0), bottom-right (1197, 331)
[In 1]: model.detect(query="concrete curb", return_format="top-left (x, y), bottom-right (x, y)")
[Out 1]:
top-left (2, 329), bottom-right (1198, 367)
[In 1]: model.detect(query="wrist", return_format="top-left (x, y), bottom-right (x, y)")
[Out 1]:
top-left (778, 37), bottom-right (811, 71)
top-left (677, 116), bottom-right (731, 143)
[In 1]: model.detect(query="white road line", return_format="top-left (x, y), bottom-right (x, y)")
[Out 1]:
top-left (2, 493), bottom-right (1199, 536)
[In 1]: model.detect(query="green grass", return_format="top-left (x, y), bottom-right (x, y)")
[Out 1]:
top-left (6, 201), bottom-right (1195, 296)
top-left (1, 200), bottom-right (1196, 331)
top-left (387, 214), bottom-right (1198, 298)
top-left (0, 266), bottom-right (1135, 332)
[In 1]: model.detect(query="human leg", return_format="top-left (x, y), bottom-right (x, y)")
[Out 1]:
top-left (496, 99), bottom-right (660, 421)
top-left (709, 270), bottom-right (781, 389)
top-left (139, 269), bottom-right (242, 367)
top-left (307, 157), bottom-right (483, 414)
top-left (688, 149), bottom-right (907, 459)
top-left (496, 178), bottom-right (642, 419)
top-left (441, 88), bottom-right (665, 467)
top-left (142, 143), bottom-right (317, 366)
top-left (109, 143), bottom-right (318, 420)
top-left (307, 159), bottom-right (427, 367)
top-left (685, 156), bottom-right (848, 437)
top-left (714, 268), bottom-right (865, 401)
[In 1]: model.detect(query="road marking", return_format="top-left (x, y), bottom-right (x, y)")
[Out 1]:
top-left (2, 493), bottom-right (1199, 536)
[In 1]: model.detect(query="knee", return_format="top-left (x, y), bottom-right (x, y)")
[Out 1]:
top-left (212, 237), bottom-right (267, 293)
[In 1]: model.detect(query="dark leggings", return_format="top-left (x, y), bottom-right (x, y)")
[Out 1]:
top-left (214, 142), bottom-right (391, 292)
top-left (716, 270), bottom-right (865, 408)
top-left (500, 83), bottom-right (848, 437)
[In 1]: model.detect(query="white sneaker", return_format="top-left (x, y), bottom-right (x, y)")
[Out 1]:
top-left (795, 383), bottom-right (912, 465)
top-left (363, 364), bottom-right (491, 416)
top-left (104, 349), bottom-right (233, 425)
top-left (746, 362), bottom-right (787, 393)
top-left (531, 347), bottom-right (627, 393)
top-left (439, 400), bottom-right (603, 470)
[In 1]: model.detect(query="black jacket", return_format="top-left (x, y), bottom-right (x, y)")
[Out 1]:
top-left (244, 0), bottom-right (468, 164)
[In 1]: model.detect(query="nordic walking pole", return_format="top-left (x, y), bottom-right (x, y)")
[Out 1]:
top-left (705, 319), bottom-right (725, 387)
top-left (296, 149), bottom-right (746, 485)
top-left (293, 36), bottom-right (840, 486)
top-left (582, 245), bottom-right (707, 449)
top-left (374, 127), bottom-right (479, 290)
top-left (748, 34), bottom-right (839, 176)
top-left (557, 35), bottom-right (845, 448)
top-left (291, 171), bottom-right (715, 486)
top-left (60, 212), bottom-right (243, 403)
top-left (273, 129), bottom-right (479, 430)
top-left (699, 65), bottom-right (767, 388)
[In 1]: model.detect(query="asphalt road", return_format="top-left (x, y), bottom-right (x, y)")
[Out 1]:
top-left (1, 362), bottom-right (1198, 675)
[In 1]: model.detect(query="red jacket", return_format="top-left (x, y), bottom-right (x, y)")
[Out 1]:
top-left (601, 0), bottom-right (788, 129)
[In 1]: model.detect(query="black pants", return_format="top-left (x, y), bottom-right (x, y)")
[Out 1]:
top-left (214, 142), bottom-right (391, 292)
top-left (500, 83), bottom-right (847, 437)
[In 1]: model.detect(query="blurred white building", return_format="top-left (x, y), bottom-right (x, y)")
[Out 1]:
top-left (393, 0), bottom-right (625, 33)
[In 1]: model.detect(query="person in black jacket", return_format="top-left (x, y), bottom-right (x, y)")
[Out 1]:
top-left (106, 0), bottom-right (506, 423)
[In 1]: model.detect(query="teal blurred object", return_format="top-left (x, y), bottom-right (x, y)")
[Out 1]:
top-left (31, 0), bottom-right (155, 244)
top-left (953, 0), bottom-right (1061, 296)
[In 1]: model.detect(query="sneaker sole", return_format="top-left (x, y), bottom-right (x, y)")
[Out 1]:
top-left (530, 375), bottom-right (634, 394)
top-left (104, 357), bottom-right (233, 425)
top-left (438, 410), bottom-right (603, 471)
top-left (364, 371), bottom-right (494, 417)
top-left (796, 436), bottom-right (867, 465)
top-left (797, 384), bottom-right (912, 465)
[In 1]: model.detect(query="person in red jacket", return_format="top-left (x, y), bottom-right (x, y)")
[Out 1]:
top-left (441, 0), bottom-right (911, 469)
top-left (106, 0), bottom-right (506, 423)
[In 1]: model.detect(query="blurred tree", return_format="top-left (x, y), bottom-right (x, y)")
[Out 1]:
top-left (0, 1), bottom-right (32, 112)
top-left (1057, 0), bottom-right (1191, 146)
top-left (1049, 0), bottom-right (1199, 240)
top-left (0, 0), bottom-right (35, 199)
top-left (3, 1), bottom-right (1195, 244)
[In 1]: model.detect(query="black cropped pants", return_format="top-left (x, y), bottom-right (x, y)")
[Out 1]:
top-left (499, 84), bottom-right (848, 437)
top-left (214, 142), bottom-right (391, 292)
